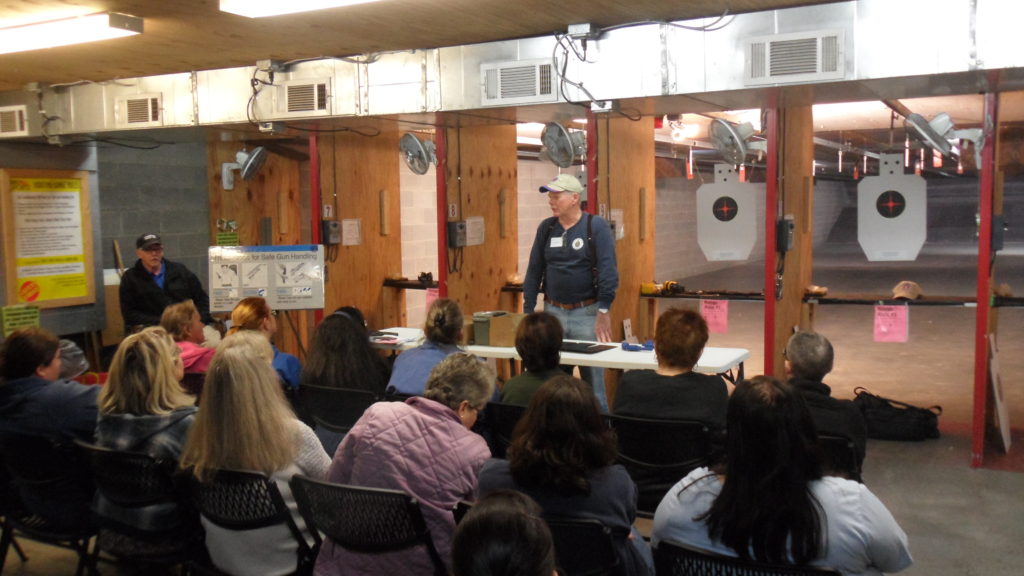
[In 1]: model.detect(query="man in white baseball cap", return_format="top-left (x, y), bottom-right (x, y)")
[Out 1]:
top-left (522, 174), bottom-right (619, 411)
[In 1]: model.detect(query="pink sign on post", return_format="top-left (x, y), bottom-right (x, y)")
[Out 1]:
top-left (701, 299), bottom-right (729, 334)
top-left (425, 287), bottom-right (439, 310)
top-left (874, 305), bottom-right (909, 343)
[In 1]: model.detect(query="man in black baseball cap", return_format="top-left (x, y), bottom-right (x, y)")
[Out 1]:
top-left (119, 232), bottom-right (212, 332)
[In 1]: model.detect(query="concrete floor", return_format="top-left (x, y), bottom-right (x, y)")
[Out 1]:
top-left (4, 242), bottom-right (1023, 575)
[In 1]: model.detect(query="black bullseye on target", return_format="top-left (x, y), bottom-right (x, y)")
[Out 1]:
top-left (876, 190), bottom-right (905, 218)
top-left (713, 196), bottom-right (739, 222)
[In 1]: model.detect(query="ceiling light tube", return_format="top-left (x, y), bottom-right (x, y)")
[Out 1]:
top-left (220, 0), bottom-right (382, 18)
top-left (0, 12), bottom-right (142, 55)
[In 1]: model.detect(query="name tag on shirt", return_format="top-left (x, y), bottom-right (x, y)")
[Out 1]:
top-left (550, 236), bottom-right (564, 248)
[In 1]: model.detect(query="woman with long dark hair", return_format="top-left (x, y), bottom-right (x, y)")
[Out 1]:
top-left (478, 375), bottom-right (653, 576)
top-left (652, 376), bottom-right (912, 575)
top-left (300, 311), bottom-right (390, 452)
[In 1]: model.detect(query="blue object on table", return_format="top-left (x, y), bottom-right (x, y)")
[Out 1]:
top-left (621, 340), bottom-right (654, 352)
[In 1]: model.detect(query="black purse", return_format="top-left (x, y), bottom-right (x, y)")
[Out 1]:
top-left (853, 387), bottom-right (942, 441)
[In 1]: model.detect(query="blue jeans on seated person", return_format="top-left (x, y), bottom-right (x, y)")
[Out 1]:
top-left (545, 302), bottom-right (608, 412)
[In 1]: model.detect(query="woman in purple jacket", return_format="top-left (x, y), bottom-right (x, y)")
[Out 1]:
top-left (315, 352), bottom-right (495, 576)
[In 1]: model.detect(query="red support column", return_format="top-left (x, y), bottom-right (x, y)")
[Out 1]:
top-left (971, 92), bottom-right (998, 467)
top-left (585, 109), bottom-right (598, 215)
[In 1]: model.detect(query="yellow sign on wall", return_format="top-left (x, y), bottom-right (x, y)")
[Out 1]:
top-left (1, 169), bottom-right (95, 308)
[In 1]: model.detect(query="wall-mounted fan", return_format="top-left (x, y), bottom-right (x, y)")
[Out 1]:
top-left (540, 122), bottom-right (586, 168)
top-left (904, 112), bottom-right (984, 167)
top-left (221, 146), bottom-right (267, 190)
top-left (400, 133), bottom-right (438, 175)
top-left (710, 119), bottom-right (765, 165)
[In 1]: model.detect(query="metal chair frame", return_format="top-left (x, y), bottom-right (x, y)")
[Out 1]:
top-left (654, 539), bottom-right (843, 576)
top-left (289, 475), bottom-right (447, 576)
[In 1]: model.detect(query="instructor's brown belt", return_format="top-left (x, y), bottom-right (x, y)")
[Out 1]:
top-left (546, 298), bottom-right (597, 310)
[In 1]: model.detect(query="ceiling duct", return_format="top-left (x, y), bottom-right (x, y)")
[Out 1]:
top-left (744, 29), bottom-right (845, 86)
top-left (480, 58), bottom-right (557, 107)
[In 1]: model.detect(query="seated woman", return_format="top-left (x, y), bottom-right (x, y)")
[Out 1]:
top-left (479, 375), bottom-right (654, 576)
top-left (316, 353), bottom-right (495, 576)
top-left (387, 298), bottom-right (464, 396)
top-left (452, 490), bottom-right (557, 576)
top-left (161, 299), bottom-right (216, 374)
top-left (613, 308), bottom-right (727, 428)
top-left (300, 311), bottom-right (391, 452)
top-left (501, 312), bottom-right (564, 405)
top-left (652, 376), bottom-right (913, 575)
top-left (228, 296), bottom-right (301, 391)
top-left (180, 331), bottom-right (330, 576)
top-left (95, 327), bottom-right (198, 545)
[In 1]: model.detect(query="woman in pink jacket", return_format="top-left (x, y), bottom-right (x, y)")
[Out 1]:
top-left (314, 352), bottom-right (495, 576)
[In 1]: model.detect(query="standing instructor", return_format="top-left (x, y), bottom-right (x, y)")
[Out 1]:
top-left (523, 174), bottom-right (618, 411)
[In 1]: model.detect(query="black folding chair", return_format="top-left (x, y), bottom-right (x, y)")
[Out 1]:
top-left (76, 441), bottom-right (202, 571)
top-left (289, 475), bottom-right (447, 576)
top-left (0, 465), bottom-right (29, 567)
top-left (0, 433), bottom-right (99, 576)
top-left (605, 415), bottom-right (715, 516)
top-left (483, 402), bottom-right (527, 459)
top-left (654, 539), bottom-right (842, 576)
top-left (301, 384), bottom-right (379, 435)
top-left (545, 516), bottom-right (620, 576)
top-left (191, 469), bottom-right (313, 576)
top-left (818, 434), bottom-right (863, 483)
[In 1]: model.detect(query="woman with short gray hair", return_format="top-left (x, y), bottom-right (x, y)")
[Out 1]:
top-left (316, 352), bottom-right (495, 576)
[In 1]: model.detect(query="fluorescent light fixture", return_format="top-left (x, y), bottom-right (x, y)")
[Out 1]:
top-left (0, 12), bottom-right (143, 55)
top-left (220, 0), bottom-right (382, 18)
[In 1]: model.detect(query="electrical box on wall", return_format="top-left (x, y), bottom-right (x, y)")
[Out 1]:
top-left (776, 215), bottom-right (795, 252)
top-left (321, 220), bottom-right (341, 245)
top-left (447, 220), bottom-right (467, 248)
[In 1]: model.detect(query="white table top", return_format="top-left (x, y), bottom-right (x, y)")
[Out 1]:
top-left (374, 328), bottom-right (749, 375)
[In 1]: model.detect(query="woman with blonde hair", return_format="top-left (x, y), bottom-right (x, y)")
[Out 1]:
top-left (95, 327), bottom-right (197, 535)
top-left (180, 331), bottom-right (329, 575)
top-left (160, 299), bottom-right (216, 373)
top-left (227, 296), bottom-right (301, 390)
top-left (387, 298), bottom-right (464, 396)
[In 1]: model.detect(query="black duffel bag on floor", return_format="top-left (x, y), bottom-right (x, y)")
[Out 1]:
top-left (853, 387), bottom-right (942, 441)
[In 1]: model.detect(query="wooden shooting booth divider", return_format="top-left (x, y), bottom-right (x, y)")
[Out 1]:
top-left (207, 137), bottom-right (308, 359)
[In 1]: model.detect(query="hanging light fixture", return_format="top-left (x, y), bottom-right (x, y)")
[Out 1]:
top-left (0, 12), bottom-right (142, 55)
top-left (220, 0), bottom-right (382, 18)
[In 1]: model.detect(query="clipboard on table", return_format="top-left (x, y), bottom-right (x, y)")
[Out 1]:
top-left (560, 341), bottom-right (615, 354)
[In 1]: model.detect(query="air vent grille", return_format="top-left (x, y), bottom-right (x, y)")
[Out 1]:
top-left (481, 58), bottom-right (558, 106)
top-left (276, 79), bottom-right (331, 116)
top-left (126, 97), bottom-right (160, 123)
top-left (0, 105), bottom-right (29, 137)
top-left (745, 29), bottom-right (845, 86)
top-left (769, 38), bottom-right (818, 76)
top-left (117, 94), bottom-right (163, 127)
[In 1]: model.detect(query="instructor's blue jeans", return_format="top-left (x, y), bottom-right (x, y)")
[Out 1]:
top-left (545, 302), bottom-right (609, 412)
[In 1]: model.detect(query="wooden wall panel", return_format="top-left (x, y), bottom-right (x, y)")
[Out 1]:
top-left (772, 105), bottom-right (814, 379)
top-left (208, 139), bottom-right (308, 356)
top-left (319, 121), bottom-right (403, 329)
top-left (599, 116), bottom-right (656, 340)
top-left (444, 124), bottom-right (519, 316)
top-left (599, 116), bottom-right (655, 403)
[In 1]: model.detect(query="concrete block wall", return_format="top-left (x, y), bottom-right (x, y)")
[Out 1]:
top-left (97, 141), bottom-right (211, 287)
